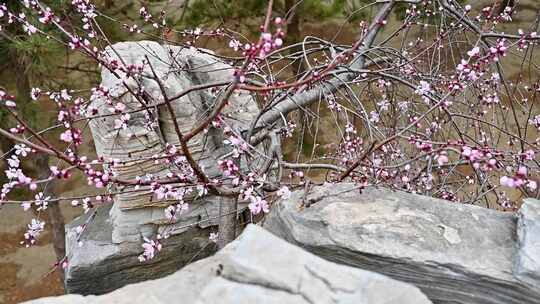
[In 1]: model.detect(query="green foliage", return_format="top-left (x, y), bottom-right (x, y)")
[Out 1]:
top-left (181, 0), bottom-right (266, 27)
top-left (178, 0), bottom-right (402, 32)
top-left (2, 35), bottom-right (62, 74)
top-left (95, 15), bottom-right (130, 44)
top-left (0, 0), bottom-right (67, 74)
top-left (301, 0), bottom-right (347, 20)
top-left (0, 1), bottom-right (69, 130)
top-left (3, 0), bottom-right (67, 14)
top-left (179, 0), bottom-right (352, 29)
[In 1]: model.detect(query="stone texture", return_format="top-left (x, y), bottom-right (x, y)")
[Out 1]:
top-left (264, 183), bottom-right (540, 304)
top-left (65, 40), bottom-right (272, 295)
top-left (28, 225), bottom-right (432, 304)
top-left (515, 198), bottom-right (540, 287)
top-left (89, 40), bottom-right (261, 244)
top-left (64, 204), bottom-right (216, 295)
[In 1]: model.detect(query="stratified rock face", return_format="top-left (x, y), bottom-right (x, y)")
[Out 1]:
top-left (28, 225), bottom-right (432, 304)
top-left (264, 183), bottom-right (540, 304)
top-left (65, 41), bottom-right (266, 295)
top-left (515, 198), bottom-right (540, 287)
top-left (64, 204), bottom-right (216, 295)
top-left (89, 40), bottom-right (260, 244)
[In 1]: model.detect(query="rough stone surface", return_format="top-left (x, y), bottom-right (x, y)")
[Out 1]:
top-left (89, 41), bottom-right (260, 244)
top-left (515, 198), bottom-right (540, 288)
top-left (65, 40), bottom-right (271, 295)
top-left (264, 183), bottom-right (540, 304)
top-left (64, 204), bottom-right (215, 295)
top-left (28, 225), bottom-right (432, 304)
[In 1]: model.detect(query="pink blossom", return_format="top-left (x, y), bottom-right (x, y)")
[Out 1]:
top-left (248, 196), bottom-right (269, 215)
top-left (34, 192), bottom-right (50, 211)
top-left (436, 154), bottom-right (449, 166)
top-left (14, 144), bottom-right (31, 157)
top-left (114, 113), bottom-right (130, 129)
top-left (276, 186), bottom-right (291, 199)
top-left (60, 130), bottom-right (74, 142)
top-left (524, 150), bottom-right (535, 160)
top-left (218, 159), bottom-right (239, 176)
top-left (527, 180), bottom-right (537, 191)
top-left (500, 176), bottom-right (515, 188)
top-left (31, 88), bottom-right (41, 100)
top-left (23, 23), bottom-right (37, 35)
top-left (138, 237), bottom-right (162, 262)
top-left (209, 232), bottom-right (219, 243)
top-left (415, 80), bottom-right (431, 96)
top-left (369, 111), bottom-right (380, 123)
top-left (164, 203), bottom-right (188, 220)
top-left (467, 46), bottom-right (480, 57)
top-left (38, 7), bottom-right (55, 24)
top-left (7, 155), bottom-right (19, 168)
top-left (50, 166), bottom-right (61, 176)
top-left (110, 102), bottom-right (126, 113)
top-left (229, 39), bottom-right (241, 51)
top-left (490, 39), bottom-right (508, 57)
top-left (69, 37), bottom-right (81, 49)
top-left (164, 205), bottom-right (176, 220)
top-left (261, 33), bottom-right (272, 41)
top-left (21, 202), bottom-right (31, 211)
top-left (517, 166), bottom-right (527, 177)
top-left (23, 219), bottom-right (45, 247)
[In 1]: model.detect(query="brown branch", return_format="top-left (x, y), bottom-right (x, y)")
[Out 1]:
top-left (145, 55), bottom-right (212, 186)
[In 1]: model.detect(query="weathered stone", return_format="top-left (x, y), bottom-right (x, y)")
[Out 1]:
top-left (29, 225), bottom-right (432, 304)
top-left (515, 198), bottom-right (540, 287)
top-left (65, 40), bottom-right (270, 295)
top-left (264, 183), bottom-right (540, 304)
top-left (64, 203), bottom-right (216, 295)
top-left (88, 40), bottom-right (261, 244)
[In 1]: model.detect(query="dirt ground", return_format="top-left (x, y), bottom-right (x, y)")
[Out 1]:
top-left (0, 206), bottom-right (61, 303)
top-left (0, 193), bottom-right (86, 303)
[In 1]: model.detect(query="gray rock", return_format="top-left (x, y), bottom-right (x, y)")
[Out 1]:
top-left (264, 183), bottom-right (540, 304)
top-left (88, 41), bottom-right (261, 244)
top-left (29, 225), bottom-right (432, 304)
top-left (64, 203), bottom-right (216, 295)
top-left (66, 40), bottom-right (271, 295)
top-left (515, 198), bottom-right (540, 287)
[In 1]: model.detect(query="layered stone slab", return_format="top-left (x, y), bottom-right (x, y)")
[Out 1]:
top-left (63, 204), bottom-right (216, 295)
top-left (30, 225), bottom-right (432, 304)
top-left (515, 198), bottom-right (540, 287)
top-left (264, 183), bottom-right (540, 304)
top-left (89, 41), bottom-right (261, 244)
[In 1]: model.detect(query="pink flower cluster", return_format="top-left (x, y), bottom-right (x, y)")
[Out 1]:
top-left (500, 166), bottom-right (537, 191)
top-left (239, 17), bottom-right (285, 60)
top-left (0, 89), bottom-right (16, 107)
top-left (22, 219), bottom-right (45, 247)
top-left (138, 237), bottom-right (163, 262)
top-left (461, 146), bottom-right (499, 171)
